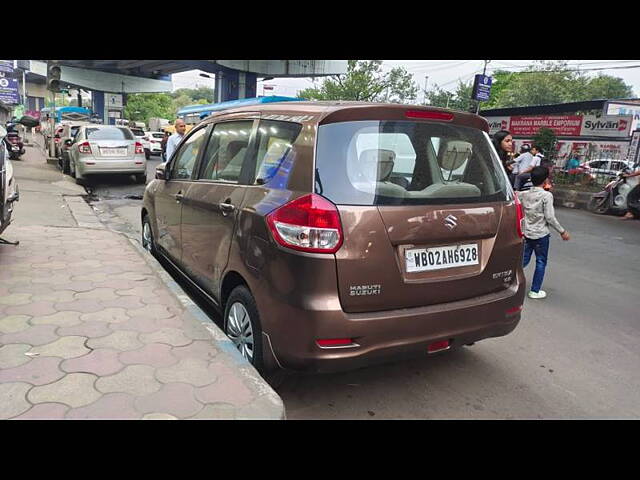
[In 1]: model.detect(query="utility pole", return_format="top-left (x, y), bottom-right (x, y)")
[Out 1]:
top-left (424, 75), bottom-right (429, 104)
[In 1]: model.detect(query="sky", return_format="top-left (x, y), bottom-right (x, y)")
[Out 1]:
top-left (171, 60), bottom-right (640, 102)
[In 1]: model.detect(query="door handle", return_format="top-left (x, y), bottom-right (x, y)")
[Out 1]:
top-left (219, 202), bottom-right (236, 216)
top-left (174, 192), bottom-right (184, 203)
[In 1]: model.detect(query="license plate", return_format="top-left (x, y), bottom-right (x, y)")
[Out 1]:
top-left (12, 146), bottom-right (19, 151)
top-left (100, 148), bottom-right (128, 156)
top-left (405, 243), bottom-right (479, 272)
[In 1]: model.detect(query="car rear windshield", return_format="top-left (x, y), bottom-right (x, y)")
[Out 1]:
top-left (86, 127), bottom-right (134, 141)
top-left (130, 128), bottom-right (145, 136)
top-left (151, 133), bottom-right (164, 139)
top-left (315, 120), bottom-right (510, 206)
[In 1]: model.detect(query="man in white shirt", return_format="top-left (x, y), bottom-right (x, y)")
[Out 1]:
top-left (514, 144), bottom-right (542, 190)
top-left (165, 119), bottom-right (187, 161)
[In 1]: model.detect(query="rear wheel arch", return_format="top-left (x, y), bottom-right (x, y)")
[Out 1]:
top-left (221, 271), bottom-right (251, 309)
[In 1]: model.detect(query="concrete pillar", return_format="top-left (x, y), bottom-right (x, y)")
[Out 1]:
top-left (92, 91), bottom-right (105, 124)
top-left (215, 69), bottom-right (240, 102)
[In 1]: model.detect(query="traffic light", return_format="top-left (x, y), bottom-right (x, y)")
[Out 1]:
top-left (47, 61), bottom-right (61, 92)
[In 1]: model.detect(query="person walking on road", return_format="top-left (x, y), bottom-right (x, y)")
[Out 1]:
top-left (519, 166), bottom-right (571, 299)
top-left (621, 168), bottom-right (640, 220)
top-left (161, 130), bottom-right (170, 162)
top-left (165, 119), bottom-right (187, 162)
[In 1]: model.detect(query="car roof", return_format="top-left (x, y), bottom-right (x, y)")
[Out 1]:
top-left (199, 101), bottom-right (489, 131)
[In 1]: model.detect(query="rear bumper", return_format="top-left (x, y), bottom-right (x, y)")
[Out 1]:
top-left (261, 268), bottom-right (526, 373)
top-left (77, 157), bottom-right (146, 175)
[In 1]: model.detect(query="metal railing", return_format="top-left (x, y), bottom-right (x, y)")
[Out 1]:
top-left (551, 154), bottom-right (635, 192)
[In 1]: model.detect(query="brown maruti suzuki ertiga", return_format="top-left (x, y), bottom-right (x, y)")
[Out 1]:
top-left (142, 102), bottom-right (526, 374)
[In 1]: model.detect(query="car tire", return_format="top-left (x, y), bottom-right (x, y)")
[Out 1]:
top-left (135, 173), bottom-right (147, 185)
top-left (142, 214), bottom-right (157, 257)
top-left (224, 286), bottom-right (264, 373)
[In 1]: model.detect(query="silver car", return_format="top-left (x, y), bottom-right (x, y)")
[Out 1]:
top-left (67, 125), bottom-right (147, 184)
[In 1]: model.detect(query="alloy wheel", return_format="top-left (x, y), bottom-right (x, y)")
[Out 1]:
top-left (142, 221), bottom-right (153, 253)
top-left (226, 302), bottom-right (254, 362)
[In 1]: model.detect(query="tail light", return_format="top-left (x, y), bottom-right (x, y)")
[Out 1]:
top-left (405, 110), bottom-right (454, 121)
top-left (78, 142), bottom-right (92, 154)
top-left (8, 137), bottom-right (18, 144)
top-left (135, 142), bottom-right (144, 154)
top-left (266, 193), bottom-right (343, 254)
top-left (428, 339), bottom-right (451, 353)
top-left (317, 338), bottom-right (356, 348)
top-left (514, 192), bottom-right (524, 238)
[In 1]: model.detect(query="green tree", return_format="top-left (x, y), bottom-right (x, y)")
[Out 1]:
top-left (124, 93), bottom-right (174, 125)
top-left (172, 87), bottom-right (215, 104)
top-left (424, 81), bottom-right (474, 112)
top-left (298, 60), bottom-right (418, 103)
top-left (533, 127), bottom-right (558, 160)
top-left (483, 61), bottom-right (636, 108)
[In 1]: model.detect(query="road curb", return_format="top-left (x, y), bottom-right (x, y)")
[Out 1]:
top-left (553, 188), bottom-right (594, 211)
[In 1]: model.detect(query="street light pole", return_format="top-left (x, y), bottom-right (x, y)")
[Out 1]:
top-left (424, 75), bottom-right (429, 104)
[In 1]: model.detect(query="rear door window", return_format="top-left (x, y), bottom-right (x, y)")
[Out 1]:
top-left (251, 120), bottom-right (302, 185)
top-left (315, 120), bottom-right (509, 205)
top-left (197, 121), bottom-right (253, 183)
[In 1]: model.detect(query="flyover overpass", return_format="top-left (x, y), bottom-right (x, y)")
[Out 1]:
top-left (28, 60), bottom-right (347, 124)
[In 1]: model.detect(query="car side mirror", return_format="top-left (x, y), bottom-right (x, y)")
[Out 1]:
top-left (156, 162), bottom-right (168, 180)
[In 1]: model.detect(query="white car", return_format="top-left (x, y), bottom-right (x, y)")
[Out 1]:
top-left (1, 125), bottom-right (19, 236)
top-left (579, 159), bottom-right (635, 180)
top-left (145, 131), bottom-right (164, 156)
top-left (130, 127), bottom-right (151, 159)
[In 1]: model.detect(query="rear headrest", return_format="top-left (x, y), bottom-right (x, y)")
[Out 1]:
top-left (359, 149), bottom-right (396, 181)
top-left (227, 141), bottom-right (246, 159)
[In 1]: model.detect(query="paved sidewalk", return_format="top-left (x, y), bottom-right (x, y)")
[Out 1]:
top-left (0, 143), bottom-right (284, 420)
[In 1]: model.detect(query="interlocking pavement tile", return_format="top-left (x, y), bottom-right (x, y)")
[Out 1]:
top-left (126, 303), bottom-right (176, 320)
top-left (195, 374), bottom-right (254, 407)
top-left (0, 315), bottom-right (31, 334)
top-left (4, 301), bottom-right (57, 317)
top-left (139, 328), bottom-right (192, 347)
top-left (28, 373), bottom-right (101, 409)
top-left (0, 293), bottom-right (33, 306)
top-left (119, 343), bottom-right (178, 368)
top-left (8, 284), bottom-right (56, 296)
top-left (61, 349), bottom-right (125, 376)
top-left (70, 273), bottom-right (110, 283)
top-left (57, 321), bottom-right (113, 339)
top-left (92, 279), bottom-right (140, 290)
top-left (31, 261), bottom-right (69, 271)
top-left (0, 344), bottom-right (32, 369)
top-left (0, 356), bottom-right (65, 385)
top-left (95, 365), bottom-right (161, 396)
top-left (187, 403), bottom-right (236, 420)
top-left (171, 340), bottom-right (220, 361)
top-left (30, 311), bottom-right (83, 328)
top-left (50, 282), bottom-right (96, 293)
top-left (1, 324), bottom-right (59, 346)
top-left (31, 290), bottom-right (77, 303)
top-left (80, 308), bottom-right (129, 324)
top-left (0, 274), bottom-right (33, 286)
top-left (111, 316), bottom-right (183, 333)
top-left (180, 317), bottom-right (216, 341)
top-left (32, 274), bottom-right (72, 286)
top-left (29, 336), bottom-right (91, 359)
top-left (155, 358), bottom-right (219, 387)
top-left (87, 330), bottom-right (143, 351)
top-left (54, 299), bottom-right (109, 314)
top-left (142, 413), bottom-right (178, 420)
top-left (65, 393), bottom-right (140, 420)
top-left (75, 288), bottom-right (120, 302)
top-left (134, 383), bottom-right (203, 418)
top-left (99, 296), bottom-right (147, 310)
top-left (12, 403), bottom-right (70, 420)
top-left (0, 382), bottom-right (33, 419)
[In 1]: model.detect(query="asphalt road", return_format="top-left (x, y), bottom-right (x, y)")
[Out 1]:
top-left (79, 164), bottom-right (640, 419)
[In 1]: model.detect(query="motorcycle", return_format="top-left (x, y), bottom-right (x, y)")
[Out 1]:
top-left (587, 167), bottom-right (640, 216)
top-left (4, 131), bottom-right (25, 160)
top-left (0, 124), bottom-right (20, 244)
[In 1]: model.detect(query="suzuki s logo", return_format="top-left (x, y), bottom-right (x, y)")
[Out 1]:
top-left (444, 215), bottom-right (458, 230)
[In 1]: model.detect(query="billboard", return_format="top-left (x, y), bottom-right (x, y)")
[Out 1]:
top-left (580, 115), bottom-right (633, 138)
top-left (606, 102), bottom-right (640, 132)
top-left (487, 116), bottom-right (510, 135)
top-left (0, 64), bottom-right (20, 105)
top-left (471, 74), bottom-right (492, 102)
top-left (509, 115), bottom-right (582, 137)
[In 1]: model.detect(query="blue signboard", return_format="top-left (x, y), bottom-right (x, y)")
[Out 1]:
top-left (0, 64), bottom-right (20, 105)
top-left (472, 74), bottom-right (492, 102)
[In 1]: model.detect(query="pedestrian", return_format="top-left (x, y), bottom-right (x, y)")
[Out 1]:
top-left (621, 168), bottom-right (640, 220)
top-left (514, 144), bottom-right (543, 190)
top-left (492, 130), bottom-right (516, 181)
top-left (519, 166), bottom-right (571, 299)
top-left (165, 119), bottom-right (187, 161)
top-left (160, 130), bottom-right (170, 161)
top-left (566, 153), bottom-right (581, 171)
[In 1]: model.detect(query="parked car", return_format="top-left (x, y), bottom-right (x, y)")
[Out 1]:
top-left (66, 125), bottom-right (147, 185)
top-left (145, 131), bottom-right (164, 156)
top-left (576, 159), bottom-right (635, 182)
top-left (142, 102), bottom-right (526, 375)
top-left (58, 122), bottom-right (91, 174)
top-left (130, 127), bottom-right (151, 160)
